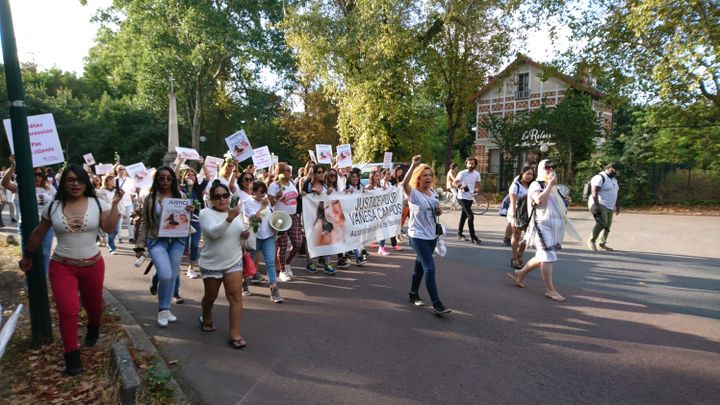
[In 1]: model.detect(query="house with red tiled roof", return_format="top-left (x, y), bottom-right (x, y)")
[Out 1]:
top-left (471, 53), bottom-right (612, 175)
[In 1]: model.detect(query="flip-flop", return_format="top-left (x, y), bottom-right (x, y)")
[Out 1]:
top-left (544, 292), bottom-right (566, 302)
top-left (228, 338), bottom-right (247, 349)
top-left (506, 272), bottom-right (524, 288)
top-left (198, 316), bottom-right (215, 332)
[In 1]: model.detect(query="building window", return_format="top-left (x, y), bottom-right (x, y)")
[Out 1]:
top-left (489, 149), bottom-right (501, 174)
top-left (516, 73), bottom-right (529, 99)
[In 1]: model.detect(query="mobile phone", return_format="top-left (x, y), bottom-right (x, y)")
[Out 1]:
top-left (230, 196), bottom-right (239, 208)
top-left (115, 178), bottom-right (120, 190)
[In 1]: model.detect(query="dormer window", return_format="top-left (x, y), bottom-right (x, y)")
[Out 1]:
top-left (516, 73), bottom-right (529, 99)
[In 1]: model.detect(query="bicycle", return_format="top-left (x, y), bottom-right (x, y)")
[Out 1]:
top-left (438, 188), bottom-right (489, 215)
top-left (472, 193), bottom-right (490, 215)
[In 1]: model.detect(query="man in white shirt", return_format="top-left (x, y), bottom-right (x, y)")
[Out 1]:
top-left (453, 157), bottom-right (482, 245)
top-left (588, 163), bottom-right (620, 251)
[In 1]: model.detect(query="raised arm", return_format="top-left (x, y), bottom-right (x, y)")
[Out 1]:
top-left (1, 157), bottom-right (17, 193)
top-left (402, 155), bottom-right (421, 196)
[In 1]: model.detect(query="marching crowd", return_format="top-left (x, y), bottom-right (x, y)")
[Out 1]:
top-left (4, 151), bottom-right (620, 377)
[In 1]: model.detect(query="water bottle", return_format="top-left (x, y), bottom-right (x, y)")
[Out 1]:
top-left (134, 255), bottom-right (146, 268)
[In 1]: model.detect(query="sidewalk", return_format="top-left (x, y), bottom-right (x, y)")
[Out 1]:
top-left (99, 210), bottom-right (720, 404)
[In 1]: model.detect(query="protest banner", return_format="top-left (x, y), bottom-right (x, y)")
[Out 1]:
top-left (308, 150), bottom-right (318, 164)
top-left (252, 146), bottom-right (272, 169)
top-left (336, 144), bottom-right (352, 168)
top-left (383, 152), bottom-right (393, 168)
top-left (225, 129), bottom-right (253, 162)
top-left (175, 146), bottom-right (201, 160)
top-left (301, 186), bottom-right (403, 257)
top-left (3, 113), bottom-right (65, 167)
top-left (204, 155), bottom-right (224, 180)
top-left (94, 163), bottom-right (114, 175)
top-left (158, 198), bottom-right (192, 238)
top-left (83, 153), bottom-right (96, 166)
top-left (316, 144), bottom-right (333, 164)
top-left (125, 162), bottom-right (152, 189)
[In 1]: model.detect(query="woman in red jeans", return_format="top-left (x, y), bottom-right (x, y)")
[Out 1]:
top-left (20, 165), bottom-right (122, 376)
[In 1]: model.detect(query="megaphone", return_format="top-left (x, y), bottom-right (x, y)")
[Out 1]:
top-left (269, 211), bottom-right (292, 233)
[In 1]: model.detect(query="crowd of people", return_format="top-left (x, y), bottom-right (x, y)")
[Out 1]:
top-left (8, 150), bottom-right (617, 377)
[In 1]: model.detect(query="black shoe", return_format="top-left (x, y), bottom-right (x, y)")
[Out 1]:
top-left (336, 257), bottom-right (350, 269)
top-left (84, 326), bottom-right (99, 347)
top-left (11, 218), bottom-right (17, 223)
top-left (249, 272), bottom-right (264, 284)
top-left (129, 238), bottom-right (136, 244)
top-left (64, 350), bottom-right (84, 376)
top-left (470, 236), bottom-right (482, 245)
top-left (173, 294), bottom-right (185, 304)
top-left (361, 249), bottom-right (370, 260)
top-left (458, 234), bottom-right (469, 241)
top-left (408, 292), bottom-right (424, 306)
top-left (149, 285), bottom-right (157, 295)
top-left (432, 301), bottom-right (451, 315)
top-left (503, 238), bottom-right (511, 246)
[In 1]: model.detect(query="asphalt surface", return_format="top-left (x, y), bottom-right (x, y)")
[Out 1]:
top-left (5, 209), bottom-right (719, 404)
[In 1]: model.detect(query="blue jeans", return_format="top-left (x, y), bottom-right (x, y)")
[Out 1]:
top-left (378, 237), bottom-right (398, 248)
top-left (187, 221), bottom-right (201, 262)
top-left (409, 237), bottom-right (440, 304)
top-left (147, 238), bottom-right (186, 311)
top-left (107, 219), bottom-right (121, 251)
top-left (151, 273), bottom-right (180, 296)
top-left (41, 227), bottom-right (55, 276)
top-left (251, 236), bottom-right (276, 284)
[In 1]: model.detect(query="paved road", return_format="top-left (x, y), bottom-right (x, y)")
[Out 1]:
top-left (95, 209), bottom-right (720, 404)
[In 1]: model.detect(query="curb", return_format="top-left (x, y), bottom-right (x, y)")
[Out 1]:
top-left (103, 288), bottom-right (189, 404)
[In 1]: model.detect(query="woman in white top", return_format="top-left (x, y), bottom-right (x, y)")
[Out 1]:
top-left (401, 155), bottom-right (451, 316)
top-left (97, 173), bottom-right (124, 254)
top-left (244, 181), bottom-right (284, 303)
top-left (507, 160), bottom-right (572, 302)
top-left (269, 162), bottom-right (301, 282)
top-left (198, 181), bottom-right (251, 348)
top-left (508, 165), bottom-right (534, 269)
top-left (19, 165), bottom-right (122, 376)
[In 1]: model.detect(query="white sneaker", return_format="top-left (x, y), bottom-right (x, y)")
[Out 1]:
top-left (285, 264), bottom-right (294, 278)
top-left (157, 310), bottom-right (170, 328)
top-left (186, 268), bottom-right (200, 279)
top-left (166, 311), bottom-right (177, 323)
top-left (278, 271), bottom-right (291, 282)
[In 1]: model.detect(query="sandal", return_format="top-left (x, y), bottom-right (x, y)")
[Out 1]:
top-left (198, 316), bottom-right (215, 332)
top-left (511, 259), bottom-right (523, 269)
top-left (228, 337), bottom-right (247, 349)
top-left (506, 272), bottom-right (525, 288)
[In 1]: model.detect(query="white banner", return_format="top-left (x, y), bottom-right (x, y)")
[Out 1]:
top-left (204, 156), bottom-right (224, 180)
top-left (3, 113), bottom-right (65, 168)
top-left (225, 129), bottom-right (253, 162)
top-left (125, 162), bottom-right (152, 189)
top-left (175, 146), bottom-right (201, 160)
top-left (251, 146), bottom-right (272, 169)
top-left (158, 198), bottom-right (192, 238)
top-left (383, 152), bottom-right (393, 168)
top-left (336, 144), bottom-right (352, 168)
top-left (302, 186), bottom-right (403, 257)
top-left (94, 163), bottom-right (114, 175)
top-left (316, 144), bottom-right (333, 164)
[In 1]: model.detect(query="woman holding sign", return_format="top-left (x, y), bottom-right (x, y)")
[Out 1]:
top-left (402, 155), bottom-right (451, 316)
top-left (135, 167), bottom-right (195, 327)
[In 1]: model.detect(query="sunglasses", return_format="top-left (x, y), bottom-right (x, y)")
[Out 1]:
top-left (157, 176), bottom-right (173, 181)
top-left (34, 172), bottom-right (45, 177)
top-left (544, 165), bottom-right (554, 170)
top-left (242, 177), bottom-right (253, 182)
top-left (211, 193), bottom-right (231, 200)
top-left (328, 174), bottom-right (337, 177)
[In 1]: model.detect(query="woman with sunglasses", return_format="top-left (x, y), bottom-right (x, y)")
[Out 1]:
top-left (244, 181), bottom-right (284, 303)
top-left (20, 165), bottom-right (123, 375)
top-left (507, 160), bottom-right (574, 302)
top-left (301, 165), bottom-right (335, 275)
top-left (198, 181), bottom-right (251, 348)
top-left (269, 162), bottom-right (302, 282)
top-left (136, 167), bottom-right (195, 327)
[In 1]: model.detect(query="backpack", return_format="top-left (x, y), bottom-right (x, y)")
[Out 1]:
top-left (582, 172), bottom-right (606, 202)
top-left (514, 193), bottom-right (531, 230)
top-left (498, 194), bottom-right (510, 216)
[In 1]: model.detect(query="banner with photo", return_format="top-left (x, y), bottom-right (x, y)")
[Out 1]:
top-left (158, 198), bottom-right (192, 238)
top-left (301, 186), bottom-right (403, 258)
top-left (225, 129), bottom-right (253, 162)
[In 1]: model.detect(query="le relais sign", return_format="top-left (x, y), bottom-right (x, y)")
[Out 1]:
top-left (521, 128), bottom-right (553, 144)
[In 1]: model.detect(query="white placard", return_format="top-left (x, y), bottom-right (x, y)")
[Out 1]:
top-left (316, 144), bottom-right (333, 164)
top-left (204, 155), bottom-right (224, 179)
top-left (308, 150), bottom-right (318, 164)
top-left (225, 129), bottom-right (253, 162)
top-left (3, 113), bottom-right (65, 168)
top-left (94, 163), bottom-right (114, 175)
top-left (175, 146), bottom-right (201, 160)
top-left (125, 162), bottom-right (152, 189)
top-left (251, 146), bottom-right (272, 170)
top-left (336, 144), bottom-right (353, 168)
top-left (272, 154), bottom-right (279, 166)
top-left (158, 198), bottom-right (192, 238)
top-left (83, 153), bottom-right (96, 166)
top-left (383, 152), bottom-right (393, 169)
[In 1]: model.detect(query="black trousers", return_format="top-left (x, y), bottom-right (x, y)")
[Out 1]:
top-left (457, 198), bottom-right (476, 237)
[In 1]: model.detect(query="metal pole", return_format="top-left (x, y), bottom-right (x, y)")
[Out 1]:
top-left (0, 0), bottom-right (53, 344)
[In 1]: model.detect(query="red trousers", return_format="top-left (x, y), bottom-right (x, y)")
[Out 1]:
top-left (48, 257), bottom-right (105, 352)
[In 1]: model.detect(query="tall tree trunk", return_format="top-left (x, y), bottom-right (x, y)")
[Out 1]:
top-left (192, 80), bottom-right (202, 151)
top-left (445, 99), bottom-right (456, 172)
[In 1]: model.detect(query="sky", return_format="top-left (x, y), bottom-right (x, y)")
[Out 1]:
top-left (1, 0), bottom-right (570, 78)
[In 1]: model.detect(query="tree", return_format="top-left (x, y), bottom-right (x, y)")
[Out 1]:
top-left (569, 0), bottom-right (720, 107)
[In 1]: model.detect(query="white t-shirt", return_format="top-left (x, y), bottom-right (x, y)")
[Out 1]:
top-left (198, 208), bottom-right (246, 270)
top-left (117, 176), bottom-right (134, 208)
top-left (243, 198), bottom-right (274, 239)
top-left (588, 172), bottom-right (619, 210)
top-left (507, 179), bottom-right (528, 223)
top-left (454, 170), bottom-right (481, 200)
top-left (36, 186), bottom-right (57, 219)
top-left (268, 181), bottom-right (299, 215)
top-left (96, 188), bottom-right (125, 213)
top-left (407, 188), bottom-right (439, 240)
top-left (43, 197), bottom-right (110, 259)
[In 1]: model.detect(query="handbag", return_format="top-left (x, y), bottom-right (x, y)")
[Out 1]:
top-left (242, 251), bottom-right (256, 278)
